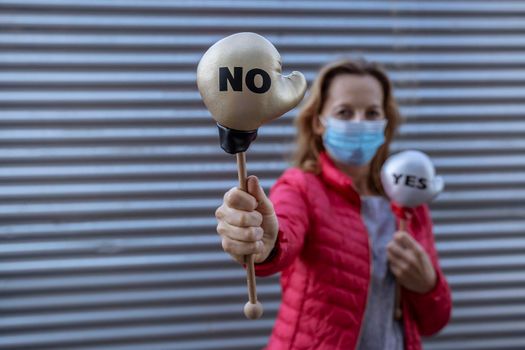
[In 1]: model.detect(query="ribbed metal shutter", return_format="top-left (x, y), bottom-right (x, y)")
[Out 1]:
top-left (0, 1), bottom-right (524, 349)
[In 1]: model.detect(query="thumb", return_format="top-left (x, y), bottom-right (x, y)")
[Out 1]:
top-left (274, 71), bottom-right (307, 114)
top-left (247, 175), bottom-right (274, 215)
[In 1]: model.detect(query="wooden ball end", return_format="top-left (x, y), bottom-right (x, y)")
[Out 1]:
top-left (244, 301), bottom-right (263, 320)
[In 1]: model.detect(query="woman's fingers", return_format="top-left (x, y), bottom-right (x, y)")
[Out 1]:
top-left (216, 215), bottom-right (265, 263)
top-left (217, 220), bottom-right (263, 242)
top-left (223, 187), bottom-right (258, 211)
top-left (215, 203), bottom-right (263, 227)
top-left (387, 240), bottom-right (407, 261)
top-left (220, 235), bottom-right (264, 256)
top-left (395, 231), bottom-right (424, 257)
top-left (246, 176), bottom-right (274, 215)
top-left (387, 239), bottom-right (416, 265)
top-left (389, 263), bottom-right (404, 277)
top-left (387, 234), bottom-right (420, 280)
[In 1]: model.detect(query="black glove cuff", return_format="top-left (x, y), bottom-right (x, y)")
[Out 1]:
top-left (217, 123), bottom-right (258, 154)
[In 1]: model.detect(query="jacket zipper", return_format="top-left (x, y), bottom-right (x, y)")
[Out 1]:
top-left (354, 233), bottom-right (373, 350)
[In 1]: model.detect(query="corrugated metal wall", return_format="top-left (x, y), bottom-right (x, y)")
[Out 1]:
top-left (0, 1), bottom-right (524, 349)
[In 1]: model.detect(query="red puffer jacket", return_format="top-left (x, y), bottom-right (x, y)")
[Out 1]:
top-left (254, 152), bottom-right (451, 350)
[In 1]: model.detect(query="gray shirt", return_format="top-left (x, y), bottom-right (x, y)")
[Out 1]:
top-left (356, 195), bottom-right (404, 350)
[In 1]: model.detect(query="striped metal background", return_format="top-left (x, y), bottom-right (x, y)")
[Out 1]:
top-left (0, 1), bottom-right (524, 349)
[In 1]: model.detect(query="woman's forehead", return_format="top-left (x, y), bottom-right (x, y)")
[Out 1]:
top-left (326, 74), bottom-right (383, 107)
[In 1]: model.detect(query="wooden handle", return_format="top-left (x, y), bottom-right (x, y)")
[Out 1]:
top-left (236, 152), bottom-right (263, 320)
top-left (399, 218), bottom-right (407, 232)
top-left (394, 282), bottom-right (402, 320)
top-left (394, 218), bottom-right (406, 320)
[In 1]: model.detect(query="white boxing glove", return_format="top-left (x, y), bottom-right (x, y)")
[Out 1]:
top-left (197, 32), bottom-right (307, 132)
top-left (381, 150), bottom-right (445, 208)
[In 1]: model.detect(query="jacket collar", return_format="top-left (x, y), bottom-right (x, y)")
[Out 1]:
top-left (319, 151), bottom-right (422, 229)
top-left (319, 151), bottom-right (361, 205)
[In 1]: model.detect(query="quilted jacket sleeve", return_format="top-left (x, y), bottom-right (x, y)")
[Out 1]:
top-left (253, 168), bottom-right (310, 277)
top-left (404, 205), bottom-right (452, 336)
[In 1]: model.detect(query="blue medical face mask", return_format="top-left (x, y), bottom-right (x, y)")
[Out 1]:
top-left (322, 117), bottom-right (387, 166)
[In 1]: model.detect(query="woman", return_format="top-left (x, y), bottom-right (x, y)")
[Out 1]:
top-left (215, 59), bottom-right (451, 350)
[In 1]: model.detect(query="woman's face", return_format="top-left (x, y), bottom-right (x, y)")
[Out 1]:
top-left (315, 74), bottom-right (386, 133)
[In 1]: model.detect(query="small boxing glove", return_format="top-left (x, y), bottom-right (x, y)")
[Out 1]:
top-left (381, 150), bottom-right (445, 208)
top-left (197, 32), bottom-right (307, 132)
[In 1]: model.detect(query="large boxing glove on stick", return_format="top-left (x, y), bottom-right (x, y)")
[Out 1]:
top-left (197, 32), bottom-right (307, 153)
top-left (196, 32), bottom-right (307, 320)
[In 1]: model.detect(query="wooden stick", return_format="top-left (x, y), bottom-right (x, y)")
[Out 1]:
top-left (236, 152), bottom-right (248, 192)
top-left (236, 152), bottom-right (263, 320)
top-left (399, 217), bottom-right (407, 232)
top-left (394, 218), bottom-right (406, 320)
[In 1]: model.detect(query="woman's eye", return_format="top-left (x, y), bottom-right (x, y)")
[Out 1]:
top-left (337, 109), bottom-right (353, 118)
top-left (366, 110), bottom-right (381, 119)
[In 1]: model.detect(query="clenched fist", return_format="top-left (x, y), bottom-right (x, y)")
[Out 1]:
top-left (215, 176), bottom-right (279, 264)
top-left (387, 230), bottom-right (437, 294)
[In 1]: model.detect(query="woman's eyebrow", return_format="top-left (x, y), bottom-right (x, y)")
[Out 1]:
top-left (334, 103), bottom-right (353, 109)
